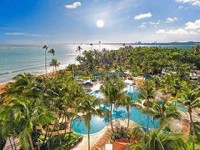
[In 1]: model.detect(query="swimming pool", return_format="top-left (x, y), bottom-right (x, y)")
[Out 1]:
top-left (71, 84), bottom-right (160, 134)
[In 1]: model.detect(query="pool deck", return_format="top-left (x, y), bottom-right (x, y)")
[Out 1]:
top-left (72, 79), bottom-right (200, 150)
top-left (72, 111), bottom-right (200, 150)
top-left (72, 119), bottom-right (137, 150)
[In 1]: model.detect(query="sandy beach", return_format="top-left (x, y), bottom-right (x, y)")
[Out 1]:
top-left (0, 82), bottom-right (8, 94)
top-left (0, 68), bottom-right (68, 94)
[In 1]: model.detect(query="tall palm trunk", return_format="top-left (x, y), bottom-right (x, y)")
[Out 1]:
top-left (52, 66), bottom-right (54, 77)
top-left (147, 112), bottom-right (150, 130)
top-left (49, 124), bottom-right (56, 138)
top-left (65, 116), bottom-right (67, 134)
top-left (8, 137), bottom-right (14, 150)
top-left (67, 120), bottom-right (72, 148)
top-left (65, 117), bottom-right (73, 149)
top-left (87, 123), bottom-right (90, 150)
top-left (37, 137), bottom-right (40, 150)
top-left (147, 99), bottom-right (150, 130)
top-left (45, 50), bottom-right (47, 77)
top-left (127, 106), bottom-right (130, 128)
top-left (42, 124), bottom-right (49, 146)
top-left (61, 114), bottom-right (65, 124)
top-left (110, 104), bottom-right (114, 132)
top-left (29, 135), bottom-right (34, 150)
top-left (12, 137), bottom-right (17, 150)
top-left (188, 106), bottom-right (195, 150)
top-left (55, 66), bottom-right (57, 76)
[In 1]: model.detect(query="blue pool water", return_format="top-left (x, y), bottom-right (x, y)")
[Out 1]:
top-left (71, 84), bottom-right (160, 134)
top-left (176, 103), bottom-right (187, 112)
top-left (72, 116), bottom-right (108, 134)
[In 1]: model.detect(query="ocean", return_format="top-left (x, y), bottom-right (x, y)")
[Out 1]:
top-left (0, 44), bottom-right (193, 83)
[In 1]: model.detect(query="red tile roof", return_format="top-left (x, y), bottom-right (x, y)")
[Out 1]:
top-left (113, 142), bottom-right (128, 150)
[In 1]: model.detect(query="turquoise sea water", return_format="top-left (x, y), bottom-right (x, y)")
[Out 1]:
top-left (0, 44), bottom-right (78, 82)
top-left (0, 44), bottom-right (193, 82)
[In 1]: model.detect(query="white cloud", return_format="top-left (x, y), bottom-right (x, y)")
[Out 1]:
top-left (156, 18), bottom-right (200, 37)
top-left (156, 28), bottom-right (197, 35)
top-left (166, 17), bottom-right (178, 23)
top-left (156, 29), bottom-right (165, 34)
top-left (5, 32), bottom-right (44, 37)
top-left (139, 23), bottom-right (147, 28)
top-left (64, 2), bottom-right (81, 9)
top-left (178, 6), bottom-right (184, 9)
top-left (149, 21), bottom-right (160, 27)
top-left (5, 32), bottom-right (26, 36)
top-left (116, 0), bottom-right (136, 11)
top-left (0, 26), bottom-right (13, 30)
top-left (176, 0), bottom-right (200, 6)
top-left (139, 21), bottom-right (160, 28)
top-left (185, 19), bottom-right (200, 30)
top-left (134, 12), bottom-right (152, 20)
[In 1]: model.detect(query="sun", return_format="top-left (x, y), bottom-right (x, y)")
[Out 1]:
top-left (96, 19), bottom-right (105, 28)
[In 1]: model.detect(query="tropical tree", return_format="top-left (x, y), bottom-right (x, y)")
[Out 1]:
top-left (0, 112), bottom-right (9, 150)
top-left (115, 95), bottom-right (134, 128)
top-left (49, 59), bottom-right (60, 76)
top-left (193, 45), bottom-right (200, 55)
top-left (0, 97), bottom-right (56, 150)
top-left (100, 76), bottom-right (125, 132)
top-left (137, 79), bottom-right (156, 130)
top-left (48, 48), bottom-right (55, 58)
top-left (90, 43), bottom-right (93, 50)
top-left (76, 46), bottom-right (82, 56)
top-left (46, 76), bottom-right (84, 149)
top-left (78, 95), bottom-right (106, 150)
top-left (67, 64), bottom-right (77, 77)
top-left (42, 45), bottom-right (48, 77)
top-left (130, 125), bottom-right (188, 150)
top-left (179, 88), bottom-right (200, 150)
top-left (82, 50), bottom-right (95, 73)
top-left (152, 101), bottom-right (181, 128)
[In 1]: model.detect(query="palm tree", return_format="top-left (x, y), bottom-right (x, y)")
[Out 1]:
top-left (67, 64), bottom-right (77, 77)
top-left (90, 43), bottom-right (93, 50)
top-left (100, 76), bottom-right (125, 132)
top-left (0, 97), bottom-right (56, 150)
top-left (193, 45), bottom-right (200, 55)
top-left (48, 48), bottom-right (55, 58)
top-left (152, 101), bottom-right (181, 128)
top-left (46, 77), bottom-right (84, 149)
top-left (3, 73), bottom-right (34, 99)
top-left (130, 125), bottom-right (188, 150)
top-left (116, 95), bottom-right (134, 128)
top-left (78, 95), bottom-right (106, 150)
top-left (99, 41), bottom-right (101, 51)
top-left (179, 89), bottom-right (200, 150)
top-left (138, 79), bottom-right (155, 130)
top-left (42, 45), bottom-right (48, 77)
top-left (49, 59), bottom-right (60, 76)
top-left (76, 46), bottom-right (82, 56)
top-left (0, 112), bottom-right (12, 150)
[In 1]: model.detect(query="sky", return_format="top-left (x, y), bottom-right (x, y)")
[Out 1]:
top-left (0, 0), bottom-right (200, 44)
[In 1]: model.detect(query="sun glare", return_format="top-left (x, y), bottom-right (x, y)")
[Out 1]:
top-left (96, 19), bottom-right (105, 28)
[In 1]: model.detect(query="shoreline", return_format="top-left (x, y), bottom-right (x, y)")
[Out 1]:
top-left (0, 82), bottom-right (8, 94)
top-left (0, 68), bottom-right (68, 94)
top-left (0, 58), bottom-right (79, 94)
